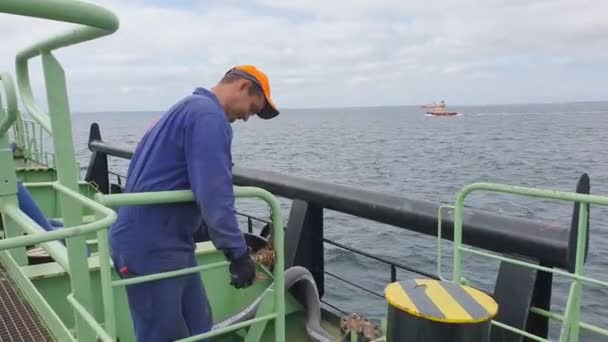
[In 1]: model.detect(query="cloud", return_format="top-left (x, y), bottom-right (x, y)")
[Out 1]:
top-left (1, 0), bottom-right (607, 112)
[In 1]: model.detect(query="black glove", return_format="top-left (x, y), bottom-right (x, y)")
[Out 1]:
top-left (229, 249), bottom-right (256, 289)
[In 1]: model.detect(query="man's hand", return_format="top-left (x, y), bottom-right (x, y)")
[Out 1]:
top-left (229, 248), bottom-right (256, 289)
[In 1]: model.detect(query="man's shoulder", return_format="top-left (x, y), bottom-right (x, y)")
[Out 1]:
top-left (176, 90), bottom-right (228, 127)
top-left (176, 98), bottom-right (213, 116)
top-left (179, 88), bottom-right (222, 113)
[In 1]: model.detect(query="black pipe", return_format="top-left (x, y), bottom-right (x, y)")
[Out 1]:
top-left (232, 166), bottom-right (570, 269)
top-left (89, 139), bottom-right (133, 160)
top-left (87, 137), bottom-right (572, 269)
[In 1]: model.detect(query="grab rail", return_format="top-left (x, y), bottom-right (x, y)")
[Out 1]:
top-left (0, 183), bottom-right (285, 341)
top-left (1, 0), bottom-right (119, 133)
top-left (0, 73), bottom-right (18, 136)
top-left (0, 5), bottom-right (121, 338)
top-left (2, 1), bottom-right (286, 341)
top-left (452, 183), bottom-right (608, 342)
top-left (94, 186), bottom-right (286, 342)
top-left (0, 183), bottom-right (116, 251)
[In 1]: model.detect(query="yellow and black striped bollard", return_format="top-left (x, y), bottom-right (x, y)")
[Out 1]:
top-left (384, 279), bottom-right (498, 341)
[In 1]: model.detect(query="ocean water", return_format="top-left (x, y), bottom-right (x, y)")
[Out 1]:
top-left (70, 101), bottom-right (608, 340)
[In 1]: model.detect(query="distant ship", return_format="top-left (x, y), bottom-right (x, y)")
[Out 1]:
top-left (421, 100), bottom-right (458, 116)
top-left (420, 101), bottom-right (445, 108)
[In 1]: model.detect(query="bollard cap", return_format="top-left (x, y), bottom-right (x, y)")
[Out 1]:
top-left (385, 279), bottom-right (498, 323)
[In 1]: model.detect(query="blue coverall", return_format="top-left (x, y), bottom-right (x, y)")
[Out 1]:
top-left (16, 182), bottom-right (64, 232)
top-left (109, 88), bottom-right (249, 342)
top-left (8, 142), bottom-right (64, 233)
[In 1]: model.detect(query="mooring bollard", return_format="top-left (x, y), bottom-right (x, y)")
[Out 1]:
top-left (385, 279), bottom-right (498, 341)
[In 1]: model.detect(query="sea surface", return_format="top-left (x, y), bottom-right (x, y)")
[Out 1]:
top-left (69, 101), bottom-right (608, 341)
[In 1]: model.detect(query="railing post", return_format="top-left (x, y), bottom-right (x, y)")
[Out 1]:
top-left (453, 192), bottom-right (465, 283)
top-left (0, 73), bottom-right (27, 266)
top-left (84, 123), bottom-right (110, 194)
top-left (284, 199), bottom-right (324, 297)
top-left (42, 51), bottom-right (95, 341)
top-left (23, 118), bottom-right (31, 159)
top-left (29, 121), bottom-right (37, 160)
top-left (565, 202), bottom-right (588, 341)
top-left (13, 110), bottom-right (25, 150)
top-left (38, 121), bottom-right (43, 162)
top-left (97, 222), bottom-right (116, 339)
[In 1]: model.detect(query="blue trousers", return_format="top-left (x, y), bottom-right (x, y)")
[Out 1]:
top-left (117, 260), bottom-right (213, 342)
top-left (16, 182), bottom-right (93, 256)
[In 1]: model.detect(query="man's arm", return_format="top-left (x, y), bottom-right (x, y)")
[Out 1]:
top-left (184, 103), bottom-right (248, 260)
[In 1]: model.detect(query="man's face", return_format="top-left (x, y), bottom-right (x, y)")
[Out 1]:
top-left (226, 80), bottom-right (266, 122)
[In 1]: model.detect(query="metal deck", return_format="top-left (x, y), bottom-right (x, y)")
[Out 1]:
top-left (0, 262), bottom-right (53, 342)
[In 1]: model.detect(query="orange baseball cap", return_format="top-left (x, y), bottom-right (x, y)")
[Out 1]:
top-left (225, 65), bottom-right (279, 119)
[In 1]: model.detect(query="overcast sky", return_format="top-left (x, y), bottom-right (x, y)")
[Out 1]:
top-left (1, 0), bottom-right (607, 112)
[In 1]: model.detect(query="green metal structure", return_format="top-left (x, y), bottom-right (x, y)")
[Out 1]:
top-left (0, 1), bottom-right (289, 341)
top-left (452, 184), bottom-right (608, 341)
top-left (1, 1), bottom-right (607, 341)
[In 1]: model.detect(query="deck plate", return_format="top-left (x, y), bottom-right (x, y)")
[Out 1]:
top-left (0, 262), bottom-right (53, 341)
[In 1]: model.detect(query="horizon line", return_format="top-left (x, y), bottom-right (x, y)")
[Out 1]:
top-left (70, 98), bottom-right (608, 114)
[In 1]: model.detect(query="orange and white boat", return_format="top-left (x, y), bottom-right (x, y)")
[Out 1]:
top-left (426, 110), bottom-right (458, 116)
top-left (422, 100), bottom-right (458, 116)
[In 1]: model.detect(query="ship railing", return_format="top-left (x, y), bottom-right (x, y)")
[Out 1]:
top-left (235, 211), bottom-right (438, 309)
top-left (0, 73), bottom-right (18, 138)
top-left (447, 183), bottom-right (608, 342)
top-left (11, 117), bottom-right (57, 168)
top-left (98, 163), bottom-right (441, 308)
top-left (93, 187), bottom-right (286, 342)
top-left (86, 133), bottom-right (605, 340)
top-left (1, 0), bottom-right (119, 135)
top-left (0, 182), bottom-right (286, 342)
top-left (0, 181), bottom-right (117, 341)
top-left (2, 1), bottom-right (286, 341)
top-left (231, 179), bottom-right (608, 342)
top-left (83, 144), bottom-right (429, 307)
top-left (0, 3), bottom-right (125, 340)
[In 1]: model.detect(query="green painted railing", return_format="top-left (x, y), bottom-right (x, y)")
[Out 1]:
top-left (449, 182), bottom-right (608, 342)
top-left (2, 0), bottom-right (119, 134)
top-left (0, 181), bottom-right (116, 340)
top-left (0, 2), bottom-right (120, 338)
top-left (12, 118), bottom-right (55, 167)
top-left (0, 73), bottom-right (18, 137)
top-left (1, 1), bottom-right (286, 341)
top-left (0, 182), bottom-right (286, 341)
top-left (95, 187), bottom-right (286, 342)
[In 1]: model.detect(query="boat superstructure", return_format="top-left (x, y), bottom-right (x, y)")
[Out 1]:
top-left (1, 1), bottom-right (608, 341)
top-left (422, 101), bottom-right (458, 116)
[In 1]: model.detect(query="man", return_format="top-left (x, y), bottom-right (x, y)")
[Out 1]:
top-left (109, 65), bottom-right (279, 342)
